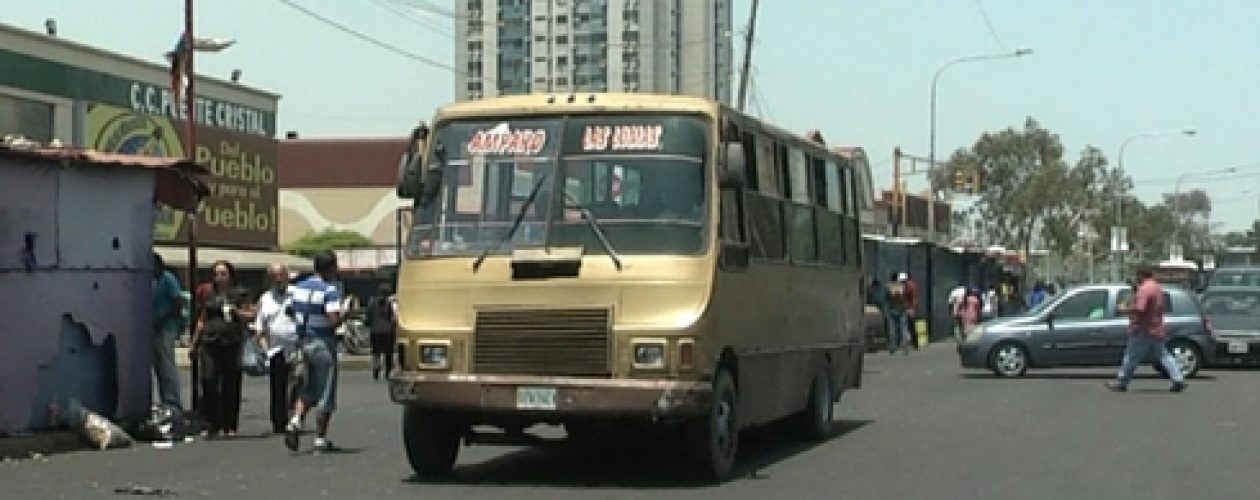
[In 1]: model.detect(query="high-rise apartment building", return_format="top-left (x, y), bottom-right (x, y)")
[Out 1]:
top-left (455, 0), bottom-right (732, 104)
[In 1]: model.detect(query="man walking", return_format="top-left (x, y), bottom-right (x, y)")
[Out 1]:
top-left (285, 251), bottom-right (348, 452)
top-left (151, 253), bottom-right (185, 410)
top-left (1107, 266), bottom-right (1188, 393)
top-left (886, 272), bottom-right (911, 355)
top-left (365, 282), bottom-right (398, 381)
top-left (253, 263), bottom-right (298, 434)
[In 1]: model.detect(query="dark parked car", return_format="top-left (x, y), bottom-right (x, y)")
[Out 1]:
top-left (1200, 286), bottom-right (1260, 366)
top-left (958, 284), bottom-right (1213, 378)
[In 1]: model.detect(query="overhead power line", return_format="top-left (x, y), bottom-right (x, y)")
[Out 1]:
top-left (974, 0), bottom-right (1006, 48)
top-left (278, 0), bottom-right (454, 71)
top-left (372, 0), bottom-right (454, 38)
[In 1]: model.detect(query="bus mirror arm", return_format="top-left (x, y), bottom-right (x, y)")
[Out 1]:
top-left (720, 143), bottom-right (747, 190)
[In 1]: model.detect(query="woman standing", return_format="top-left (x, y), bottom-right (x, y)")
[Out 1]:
top-left (190, 261), bottom-right (254, 438)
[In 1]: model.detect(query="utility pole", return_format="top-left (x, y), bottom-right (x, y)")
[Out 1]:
top-left (735, 0), bottom-right (759, 112)
top-left (893, 147), bottom-right (902, 236)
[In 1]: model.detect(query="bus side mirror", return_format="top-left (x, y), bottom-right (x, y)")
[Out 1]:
top-left (396, 152), bottom-right (422, 199)
top-left (397, 123), bottom-right (431, 199)
top-left (720, 142), bottom-right (747, 190)
top-left (416, 143), bottom-right (447, 207)
top-left (719, 241), bottom-right (749, 270)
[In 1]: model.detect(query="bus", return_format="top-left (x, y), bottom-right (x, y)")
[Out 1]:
top-left (390, 93), bottom-right (867, 480)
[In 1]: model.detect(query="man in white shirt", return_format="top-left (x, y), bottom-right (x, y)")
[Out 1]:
top-left (253, 263), bottom-right (298, 434)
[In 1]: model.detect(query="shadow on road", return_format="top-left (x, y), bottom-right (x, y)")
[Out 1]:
top-left (404, 418), bottom-right (872, 488)
top-left (959, 372), bottom-right (1217, 381)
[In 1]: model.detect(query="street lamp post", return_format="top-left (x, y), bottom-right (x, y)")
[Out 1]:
top-left (1111, 128), bottom-right (1196, 280)
top-left (927, 48), bottom-right (1032, 242)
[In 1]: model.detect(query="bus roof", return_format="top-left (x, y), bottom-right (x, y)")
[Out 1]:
top-left (434, 93), bottom-right (722, 122)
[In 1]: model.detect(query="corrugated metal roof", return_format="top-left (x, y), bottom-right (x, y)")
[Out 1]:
top-left (0, 145), bottom-right (207, 174)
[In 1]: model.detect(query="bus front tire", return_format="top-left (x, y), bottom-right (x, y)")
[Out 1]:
top-left (403, 406), bottom-right (461, 478)
top-left (687, 370), bottom-right (739, 481)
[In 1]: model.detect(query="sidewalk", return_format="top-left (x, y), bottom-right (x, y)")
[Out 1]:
top-left (174, 347), bottom-right (374, 370)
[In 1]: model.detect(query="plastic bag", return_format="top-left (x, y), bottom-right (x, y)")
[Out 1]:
top-left (241, 337), bottom-right (268, 377)
top-left (66, 399), bottom-right (133, 450)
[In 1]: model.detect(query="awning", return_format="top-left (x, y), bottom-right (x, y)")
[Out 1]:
top-left (154, 245), bottom-right (312, 271)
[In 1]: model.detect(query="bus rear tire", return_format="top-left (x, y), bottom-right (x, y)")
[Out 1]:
top-left (793, 369), bottom-right (834, 441)
top-left (687, 370), bottom-right (739, 481)
top-left (403, 406), bottom-right (461, 478)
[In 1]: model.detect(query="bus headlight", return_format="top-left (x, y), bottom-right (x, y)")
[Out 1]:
top-left (418, 341), bottom-right (451, 370)
top-left (632, 338), bottom-right (667, 370)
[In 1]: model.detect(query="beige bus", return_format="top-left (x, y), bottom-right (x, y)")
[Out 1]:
top-left (390, 93), bottom-right (867, 480)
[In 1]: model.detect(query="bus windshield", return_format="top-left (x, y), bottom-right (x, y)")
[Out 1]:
top-left (406, 115), bottom-right (709, 258)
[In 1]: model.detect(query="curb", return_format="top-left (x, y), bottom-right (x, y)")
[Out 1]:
top-left (174, 348), bottom-right (374, 371)
top-left (0, 431), bottom-right (84, 460)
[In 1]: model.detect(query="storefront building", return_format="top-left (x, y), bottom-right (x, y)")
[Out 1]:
top-left (0, 21), bottom-right (303, 279)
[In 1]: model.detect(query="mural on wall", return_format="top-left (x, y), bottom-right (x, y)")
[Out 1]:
top-left (85, 103), bottom-right (278, 249)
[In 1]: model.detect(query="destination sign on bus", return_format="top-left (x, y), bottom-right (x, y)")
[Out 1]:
top-left (581, 124), bottom-right (664, 152)
top-left (466, 124), bottom-right (549, 156)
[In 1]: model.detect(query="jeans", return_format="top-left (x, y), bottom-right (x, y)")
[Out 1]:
top-left (886, 312), bottom-right (909, 352)
top-left (153, 330), bottom-right (182, 410)
top-left (1116, 334), bottom-right (1185, 386)
top-left (299, 336), bottom-right (339, 415)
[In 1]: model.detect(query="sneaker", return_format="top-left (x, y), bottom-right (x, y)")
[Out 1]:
top-left (284, 422), bottom-right (300, 451)
top-left (1170, 381), bottom-right (1187, 393)
top-left (312, 437), bottom-right (337, 453)
top-left (1105, 381), bottom-right (1127, 392)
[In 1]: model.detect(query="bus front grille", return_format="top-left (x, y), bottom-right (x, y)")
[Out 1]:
top-left (474, 307), bottom-right (611, 377)
top-left (473, 306), bottom-right (609, 375)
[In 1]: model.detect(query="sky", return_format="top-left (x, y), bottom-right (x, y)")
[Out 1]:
top-left (9, 0), bottom-right (1260, 231)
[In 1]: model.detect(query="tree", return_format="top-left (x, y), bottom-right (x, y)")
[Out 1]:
top-left (282, 228), bottom-right (373, 257)
top-left (945, 118), bottom-right (1071, 257)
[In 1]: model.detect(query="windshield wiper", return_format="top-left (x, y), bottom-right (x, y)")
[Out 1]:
top-left (472, 173), bottom-right (550, 272)
top-left (564, 193), bottom-right (623, 271)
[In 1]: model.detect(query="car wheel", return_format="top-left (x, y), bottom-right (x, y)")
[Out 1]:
top-left (989, 342), bottom-right (1029, 377)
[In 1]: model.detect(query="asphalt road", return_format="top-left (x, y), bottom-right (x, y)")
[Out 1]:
top-left (4, 344), bottom-right (1260, 499)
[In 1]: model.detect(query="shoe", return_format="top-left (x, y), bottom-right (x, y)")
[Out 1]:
top-left (1105, 381), bottom-right (1127, 392)
top-left (1170, 381), bottom-right (1187, 393)
top-left (284, 422), bottom-right (300, 451)
top-left (312, 437), bottom-right (337, 453)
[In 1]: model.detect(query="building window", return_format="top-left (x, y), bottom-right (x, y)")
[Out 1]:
top-left (0, 93), bottom-right (54, 144)
top-left (556, 35), bottom-right (568, 44)
top-left (556, 15), bottom-right (568, 23)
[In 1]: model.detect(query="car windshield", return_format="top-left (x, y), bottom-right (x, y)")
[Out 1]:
top-left (406, 115), bottom-right (709, 258)
top-left (1201, 290), bottom-right (1260, 331)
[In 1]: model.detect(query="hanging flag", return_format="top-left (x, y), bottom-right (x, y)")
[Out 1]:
top-left (165, 34), bottom-right (189, 110)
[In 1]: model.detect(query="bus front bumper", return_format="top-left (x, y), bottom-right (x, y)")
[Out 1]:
top-left (389, 373), bottom-right (713, 417)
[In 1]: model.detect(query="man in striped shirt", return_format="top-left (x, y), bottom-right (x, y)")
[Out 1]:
top-left (284, 250), bottom-right (347, 452)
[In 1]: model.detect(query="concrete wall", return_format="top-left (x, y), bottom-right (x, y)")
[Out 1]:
top-left (0, 158), bottom-right (155, 433)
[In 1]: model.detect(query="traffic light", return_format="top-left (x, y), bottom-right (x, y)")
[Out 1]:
top-left (970, 170), bottom-right (982, 194)
top-left (953, 168), bottom-right (969, 192)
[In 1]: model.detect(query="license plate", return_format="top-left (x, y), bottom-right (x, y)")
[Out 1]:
top-left (515, 386), bottom-right (557, 410)
top-left (1228, 341), bottom-right (1249, 354)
